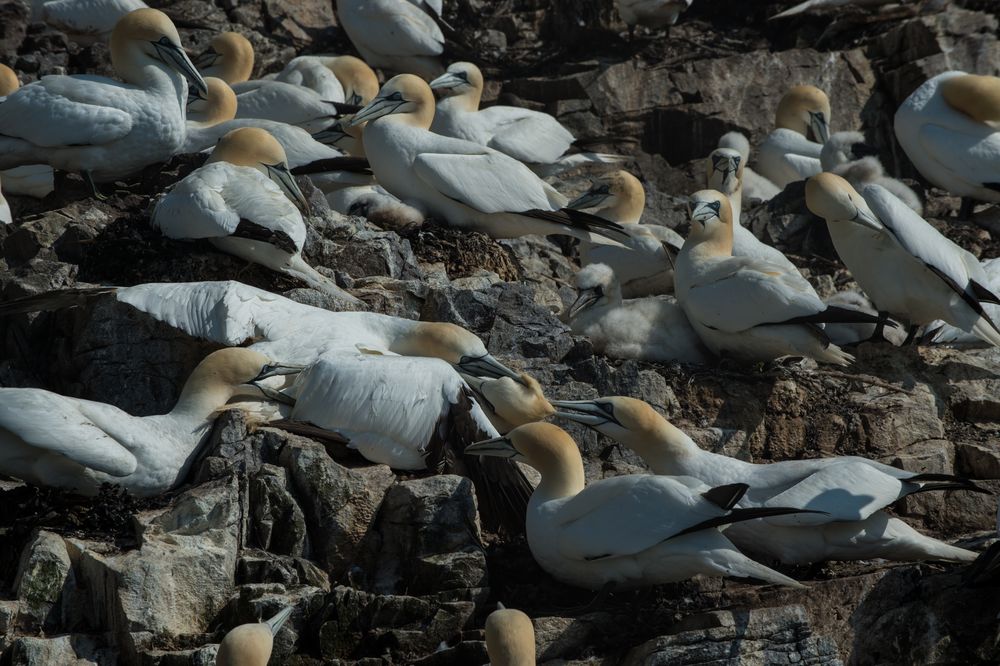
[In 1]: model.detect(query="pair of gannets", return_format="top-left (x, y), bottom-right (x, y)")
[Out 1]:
top-left (0, 9), bottom-right (207, 182)
top-left (467, 422), bottom-right (807, 589)
top-left (756, 85), bottom-right (830, 188)
top-left (153, 127), bottom-right (361, 304)
top-left (0, 348), bottom-right (300, 496)
top-left (895, 71), bottom-right (1000, 219)
top-left (820, 131), bottom-right (923, 215)
top-left (806, 173), bottom-right (1000, 346)
top-left (568, 263), bottom-right (712, 365)
top-left (485, 604), bottom-right (535, 666)
top-left (0, 65), bottom-right (55, 201)
top-left (676, 190), bottom-right (878, 365)
top-left (554, 397), bottom-right (981, 564)
top-left (348, 74), bottom-right (629, 242)
top-left (335, 0), bottom-right (445, 80)
top-left (216, 604), bottom-right (293, 666)
top-left (716, 132), bottom-right (781, 203)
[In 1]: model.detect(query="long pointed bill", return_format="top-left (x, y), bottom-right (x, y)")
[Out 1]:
top-left (852, 206), bottom-right (882, 231)
top-left (551, 399), bottom-right (621, 427)
top-left (567, 290), bottom-right (600, 318)
top-left (254, 363), bottom-right (306, 380)
top-left (566, 189), bottom-right (610, 211)
top-left (428, 72), bottom-right (466, 91)
top-left (265, 605), bottom-right (295, 636)
top-left (810, 111), bottom-right (830, 144)
top-left (153, 37), bottom-right (208, 96)
top-left (266, 163), bottom-right (311, 215)
top-left (690, 200), bottom-right (721, 225)
top-left (252, 382), bottom-right (297, 405)
top-left (465, 435), bottom-right (521, 459)
top-left (349, 96), bottom-right (404, 126)
top-left (454, 353), bottom-right (527, 385)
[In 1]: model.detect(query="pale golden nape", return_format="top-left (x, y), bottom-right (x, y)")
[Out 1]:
top-left (188, 77), bottom-right (238, 127)
top-left (686, 189), bottom-right (735, 256)
top-left (484, 374), bottom-right (555, 428)
top-left (205, 32), bottom-right (255, 84)
top-left (330, 55), bottom-right (379, 105)
top-left (183, 347), bottom-right (271, 388)
top-left (0, 63), bottom-right (18, 96)
top-left (384, 74), bottom-right (437, 129)
top-left (941, 74), bottom-right (1000, 124)
top-left (508, 422), bottom-right (585, 498)
top-left (604, 170), bottom-right (646, 224)
top-left (804, 172), bottom-right (862, 222)
top-left (775, 84), bottom-right (831, 138)
top-left (391, 322), bottom-right (481, 363)
top-left (485, 607), bottom-right (536, 666)
top-left (208, 127), bottom-right (289, 169)
top-left (215, 623), bottom-right (274, 666)
top-left (109, 8), bottom-right (184, 84)
top-left (443, 61), bottom-right (486, 110)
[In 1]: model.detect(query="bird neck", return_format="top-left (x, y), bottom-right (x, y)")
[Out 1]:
top-left (684, 225), bottom-right (733, 260)
top-left (452, 86), bottom-right (482, 112)
top-left (534, 458), bottom-right (585, 503)
top-left (169, 373), bottom-right (239, 421)
top-left (599, 198), bottom-right (643, 225)
top-left (622, 422), bottom-right (700, 476)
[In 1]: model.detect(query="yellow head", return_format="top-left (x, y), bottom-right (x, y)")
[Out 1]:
top-left (705, 148), bottom-right (744, 198)
top-left (566, 170), bottom-right (645, 225)
top-left (941, 73), bottom-right (1000, 124)
top-left (466, 422), bottom-right (585, 499)
top-left (685, 189), bottom-right (734, 257)
top-left (110, 9), bottom-right (207, 94)
top-left (485, 605), bottom-right (536, 666)
top-left (186, 76), bottom-right (238, 126)
top-left (195, 31), bottom-right (255, 84)
top-left (429, 61), bottom-right (485, 109)
top-left (775, 85), bottom-right (831, 142)
top-left (329, 55), bottom-right (379, 106)
top-left (0, 64), bottom-right (18, 97)
top-left (805, 172), bottom-right (881, 230)
top-left (349, 74), bottom-right (436, 130)
top-left (208, 128), bottom-right (309, 212)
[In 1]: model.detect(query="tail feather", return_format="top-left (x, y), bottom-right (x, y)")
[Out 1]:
top-left (784, 306), bottom-right (895, 327)
top-left (815, 342), bottom-right (854, 366)
top-left (0, 286), bottom-right (117, 316)
top-left (519, 208), bottom-right (630, 243)
top-left (726, 555), bottom-right (807, 588)
top-left (291, 157), bottom-right (371, 176)
top-left (970, 314), bottom-right (1000, 348)
top-left (907, 472), bottom-right (991, 495)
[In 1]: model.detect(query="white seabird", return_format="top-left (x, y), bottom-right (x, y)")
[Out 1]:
top-left (350, 74), bottom-right (629, 242)
top-left (820, 130), bottom-right (922, 215)
top-left (485, 604), bottom-right (536, 666)
top-left (805, 173), bottom-right (1000, 346)
top-left (193, 31), bottom-right (255, 84)
top-left (894, 71), bottom-right (1000, 219)
top-left (0, 66), bottom-right (55, 200)
top-left (232, 80), bottom-right (355, 133)
top-left (0, 8), bottom-right (207, 182)
top-left (466, 422), bottom-right (808, 589)
top-left (553, 396), bottom-right (982, 564)
top-left (274, 55), bottom-right (379, 106)
top-left (39, 0), bottom-right (148, 43)
top-left (567, 263), bottom-right (712, 365)
top-left (757, 85), bottom-right (830, 188)
top-left (675, 189), bottom-right (874, 365)
top-left (335, 0), bottom-right (445, 80)
top-left (0, 347), bottom-right (300, 496)
top-left (216, 604), bottom-right (294, 666)
top-left (717, 132), bottom-right (780, 203)
top-left (928, 257), bottom-right (1000, 344)
top-left (153, 127), bottom-right (360, 303)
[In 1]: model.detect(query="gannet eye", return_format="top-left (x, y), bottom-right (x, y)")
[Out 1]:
top-left (385, 91), bottom-right (404, 102)
top-left (594, 285), bottom-right (604, 297)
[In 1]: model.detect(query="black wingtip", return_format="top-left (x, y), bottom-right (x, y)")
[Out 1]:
top-left (290, 157), bottom-right (372, 176)
top-left (907, 472), bottom-right (992, 496)
top-left (520, 208), bottom-right (630, 243)
top-left (702, 483), bottom-right (749, 511)
top-left (0, 286), bottom-right (118, 317)
top-left (673, 506), bottom-right (829, 538)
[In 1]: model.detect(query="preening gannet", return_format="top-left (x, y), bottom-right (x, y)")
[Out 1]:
top-left (193, 32), bottom-right (254, 84)
top-left (554, 397), bottom-right (981, 564)
top-left (0, 8), bottom-right (207, 181)
top-left (616, 0), bottom-right (693, 31)
top-left (184, 76), bottom-right (238, 128)
top-left (0, 348), bottom-right (301, 496)
top-left (459, 373), bottom-right (555, 434)
top-left (894, 71), bottom-right (1000, 219)
top-left (567, 170), bottom-right (681, 298)
top-left (335, 0), bottom-right (445, 80)
top-left (465, 422), bottom-right (807, 589)
top-left (485, 604), bottom-right (536, 666)
top-left (821, 131), bottom-right (922, 215)
top-left (39, 0), bottom-right (148, 43)
top-left (806, 173), bottom-right (1000, 346)
top-left (568, 264), bottom-right (712, 365)
top-left (275, 55), bottom-right (379, 106)
top-left (153, 127), bottom-right (359, 303)
top-left (757, 85), bottom-right (830, 188)
top-left (717, 132), bottom-right (781, 203)
top-left (216, 604), bottom-right (294, 666)
top-left (675, 190), bottom-right (874, 365)
top-left (350, 75), bottom-right (629, 242)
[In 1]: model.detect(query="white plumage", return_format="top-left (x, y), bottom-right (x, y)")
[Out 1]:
top-left (232, 81), bottom-right (346, 133)
top-left (335, 0), bottom-right (444, 80)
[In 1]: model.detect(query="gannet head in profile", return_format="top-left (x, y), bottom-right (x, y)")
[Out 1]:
top-left (193, 31), bottom-right (255, 84)
top-left (186, 76), bottom-right (238, 127)
top-left (705, 147), bottom-right (744, 197)
top-left (429, 61), bottom-right (485, 108)
top-left (208, 127), bottom-right (310, 213)
top-left (568, 263), bottom-right (619, 318)
top-left (460, 372), bottom-right (555, 430)
top-left (216, 604), bottom-right (294, 666)
top-left (775, 85), bottom-right (831, 143)
top-left (391, 321), bottom-right (527, 385)
top-left (940, 74), bottom-right (1000, 125)
top-left (0, 63), bottom-right (18, 96)
top-left (819, 131), bottom-right (879, 171)
top-left (177, 348), bottom-right (304, 414)
top-left (348, 74), bottom-right (435, 130)
top-left (566, 170), bottom-right (646, 225)
top-left (328, 55), bottom-right (379, 106)
top-left (466, 422), bottom-right (585, 498)
top-left (485, 603), bottom-right (536, 666)
top-left (805, 172), bottom-right (881, 230)
top-left (685, 189), bottom-right (735, 256)
top-left (111, 8), bottom-right (208, 95)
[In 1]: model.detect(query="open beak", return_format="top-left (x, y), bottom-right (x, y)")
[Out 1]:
top-left (551, 399), bottom-right (621, 428)
top-left (852, 205), bottom-right (882, 231)
top-left (153, 37), bottom-right (208, 96)
top-left (249, 362), bottom-right (304, 406)
top-left (454, 353), bottom-right (527, 385)
top-left (349, 95), bottom-right (405, 126)
top-left (810, 111), bottom-right (830, 144)
top-left (428, 72), bottom-right (466, 91)
top-left (567, 289), bottom-right (600, 318)
top-left (465, 435), bottom-right (521, 459)
top-left (566, 188), bottom-right (610, 211)
top-left (266, 163), bottom-right (311, 215)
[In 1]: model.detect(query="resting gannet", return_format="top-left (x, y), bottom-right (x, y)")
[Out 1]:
top-left (806, 173), bottom-right (1000, 346)
top-left (466, 422), bottom-right (808, 589)
top-left (485, 604), bottom-right (536, 666)
top-left (554, 397), bottom-right (982, 564)
top-left (184, 76), bottom-right (238, 128)
top-left (351, 74), bottom-right (629, 242)
top-left (0, 8), bottom-right (207, 182)
top-left (232, 80), bottom-right (357, 133)
top-left (335, 0), bottom-right (444, 80)
top-left (459, 373), bottom-right (555, 434)
top-left (0, 348), bottom-right (301, 496)
top-left (0, 67), bottom-right (56, 200)
top-left (675, 190), bottom-right (876, 365)
top-left (193, 32), bottom-right (254, 84)
top-left (275, 55), bottom-right (379, 106)
top-left (39, 0), bottom-right (148, 43)
top-left (717, 132), bottom-right (780, 203)
top-left (895, 71), bottom-right (1000, 219)
top-left (616, 0), bottom-right (693, 32)
top-left (757, 85), bottom-right (830, 188)
top-left (154, 128), bottom-right (360, 303)
top-left (567, 170), bottom-right (681, 298)
top-left (821, 131), bottom-right (922, 215)
top-left (568, 264), bottom-right (712, 364)
top-left (217, 604), bottom-right (294, 666)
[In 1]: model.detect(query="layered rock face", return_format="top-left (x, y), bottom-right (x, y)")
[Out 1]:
top-left (1, 0), bottom-right (1000, 664)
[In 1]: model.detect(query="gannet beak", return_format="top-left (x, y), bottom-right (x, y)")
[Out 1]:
top-left (186, 85), bottom-right (206, 107)
top-left (266, 162), bottom-right (311, 215)
top-left (264, 605), bottom-right (295, 635)
top-left (312, 123), bottom-right (348, 145)
top-left (551, 399), bottom-right (622, 427)
top-left (465, 435), bottom-right (522, 459)
top-left (852, 206), bottom-right (882, 231)
top-left (254, 362), bottom-right (306, 380)
top-left (566, 188), bottom-right (610, 211)
top-left (153, 37), bottom-right (208, 96)
top-left (690, 201), bottom-right (721, 225)
top-left (809, 111), bottom-right (830, 144)
top-left (567, 289), bottom-right (601, 318)
top-left (454, 353), bottom-right (527, 385)
top-left (428, 72), bottom-right (466, 91)
top-left (349, 93), bottom-right (405, 125)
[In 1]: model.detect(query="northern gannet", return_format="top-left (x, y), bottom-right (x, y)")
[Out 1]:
top-left (568, 263), bottom-right (712, 364)
top-left (39, 0), bottom-right (148, 43)
top-left (616, 0), bottom-right (693, 32)
top-left (335, 0), bottom-right (445, 80)
top-left (675, 190), bottom-right (873, 365)
top-left (0, 8), bottom-right (207, 182)
top-left (821, 131), bottom-right (922, 215)
top-left (0, 347), bottom-right (301, 496)
top-left (0, 66), bottom-right (56, 200)
top-left (216, 604), bottom-right (293, 666)
top-left (232, 80), bottom-right (356, 133)
top-left (153, 127), bottom-right (360, 303)
top-left (894, 71), bottom-right (1000, 219)
top-left (485, 604), bottom-right (535, 666)
top-left (717, 132), bottom-right (780, 203)
top-left (459, 373), bottom-right (555, 434)
top-left (567, 170), bottom-right (680, 298)
top-left (0, 63), bottom-right (16, 97)
top-left (275, 55), bottom-right (379, 105)
top-left (806, 173), bottom-right (1000, 346)
top-left (351, 75), bottom-right (629, 242)
top-left (184, 76), bottom-right (238, 128)
top-left (757, 85), bottom-right (830, 188)
top-left (927, 257), bottom-right (1000, 344)
top-left (553, 397), bottom-right (982, 564)
top-left (193, 32), bottom-right (254, 84)
top-left (465, 422), bottom-right (808, 589)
